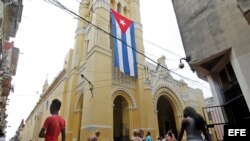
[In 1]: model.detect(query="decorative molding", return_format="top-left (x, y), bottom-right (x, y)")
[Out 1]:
top-left (153, 83), bottom-right (184, 113)
top-left (112, 86), bottom-right (137, 108)
top-left (134, 22), bottom-right (142, 31)
top-left (77, 81), bottom-right (84, 93)
top-left (182, 95), bottom-right (189, 102)
top-left (153, 82), bottom-right (175, 96)
top-left (75, 21), bottom-right (92, 36)
top-left (75, 27), bottom-right (85, 36)
top-left (93, 0), bottom-right (110, 11)
top-left (80, 0), bottom-right (90, 8)
top-left (86, 44), bottom-right (112, 60)
top-left (94, 28), bottom-right (100, 44)
top-left (74, 92), bottom-right (83, 110)
top-left (77, 68), bottom-right (85, 93)
top-left (112, 68), bottom-right (136, 88)
top-left (85, 24), bottom-right (92, 39)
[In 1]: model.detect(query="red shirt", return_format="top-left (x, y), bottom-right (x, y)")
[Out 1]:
top-left (42, 115), bottom-right (66, 141)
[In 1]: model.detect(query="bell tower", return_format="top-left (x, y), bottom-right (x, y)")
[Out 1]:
top-left (67, 0), bottom-right (150, 140)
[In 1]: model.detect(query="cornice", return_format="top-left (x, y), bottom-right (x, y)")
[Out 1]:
top-left (86, 44), bottom-right (112, 60)
top-left (92, 0), bottom-right (110, 12)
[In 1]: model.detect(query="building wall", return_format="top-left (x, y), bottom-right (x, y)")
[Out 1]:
top-left (20, 1), bottom-right (206, 141)
top-left (172, 0), bottom-right (250, 62)
top-left (172, 0), bottom-right (250, 110)
top-left (0, 0), bottom-right (23, 133)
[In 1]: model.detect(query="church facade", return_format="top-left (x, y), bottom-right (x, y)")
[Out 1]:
top-left (19, 0), bottom-right (205, 141)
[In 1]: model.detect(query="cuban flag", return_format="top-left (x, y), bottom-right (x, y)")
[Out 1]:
top-left (111, 9), bottom-right (138, 77)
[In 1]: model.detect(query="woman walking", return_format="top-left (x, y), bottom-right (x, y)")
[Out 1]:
top-left (177, 106), bottom-right (211, 141)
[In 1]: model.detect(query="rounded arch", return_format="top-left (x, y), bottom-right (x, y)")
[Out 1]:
top-left (112, 87), bottom-right (137, 109)
top-left (153, 83), bottom-right (184, 114)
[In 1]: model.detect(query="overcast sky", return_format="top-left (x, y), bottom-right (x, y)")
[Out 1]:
top-left (6, 0), bottom-right (212, 140)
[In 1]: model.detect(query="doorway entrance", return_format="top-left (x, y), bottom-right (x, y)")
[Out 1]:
top-left (157, 95), bottom-right (177, 138)
top-left (113, 96), bottom-right (130, 141)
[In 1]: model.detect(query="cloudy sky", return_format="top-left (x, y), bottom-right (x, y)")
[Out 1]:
top-left (5, 0), bottom-right (212, 140)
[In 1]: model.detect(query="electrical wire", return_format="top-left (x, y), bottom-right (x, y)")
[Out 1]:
top-left (44, 0), bottom-right (204, 86)
top-left (92, 11), bottom-right (183, 58)
top-left (73, 8), bottom-right (182, 60)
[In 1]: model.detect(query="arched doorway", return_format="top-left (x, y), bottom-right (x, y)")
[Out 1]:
top-left (113, 96), bottom-right (130, 141)
top-left (157, 95), bottom-right (177, 138)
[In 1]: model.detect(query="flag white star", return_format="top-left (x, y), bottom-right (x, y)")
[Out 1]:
top-left (119, 19), bottom-right (126, 26)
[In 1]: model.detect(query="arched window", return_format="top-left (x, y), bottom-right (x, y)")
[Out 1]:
top-left (123, 7), bottom-right (128, 17)
top-left (110, 0), bottom-right (115, 9)
top-left (117, 2), bottom-right (122, 14)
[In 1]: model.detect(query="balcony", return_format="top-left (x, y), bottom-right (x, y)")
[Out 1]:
top-left (0, 0), bottom-right (23, 40)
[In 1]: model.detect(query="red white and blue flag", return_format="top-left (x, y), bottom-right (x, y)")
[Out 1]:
top-left (111, 9), bottom-right (137, 77)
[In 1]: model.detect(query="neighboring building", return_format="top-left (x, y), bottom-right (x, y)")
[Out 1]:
top-left (204, 97), bottom-right (214, 107)
top-left (172, 0), bottom-right (250, 140)
top-left (0, 0), bottom-right (22, 134)
top-left (20, 0), bottom-right (206, 141)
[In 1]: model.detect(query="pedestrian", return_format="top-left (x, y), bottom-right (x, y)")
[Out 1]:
top-left (89, 131), bottom-right (101, 141)
top-left (139, 129), bottom-right (145, 141)
top-left (132, 129), bottom-right (143, 141)
top-left (39, 99), bottom-right (66, 141)
top-left (145, 132), bottom-right (152, 141)
top-left (177, 106), bottom-right (211, 141)
top-left (165, 131), bottom-right (176, 141)
top-left (157, 137), bottom-right (162, 141)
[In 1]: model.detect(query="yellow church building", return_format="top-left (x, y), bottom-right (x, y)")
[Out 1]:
top-left (19, 0), bottom-right (206, 141)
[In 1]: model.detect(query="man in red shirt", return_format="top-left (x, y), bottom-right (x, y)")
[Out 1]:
top-left (39, 99), bottom-right (66, 141)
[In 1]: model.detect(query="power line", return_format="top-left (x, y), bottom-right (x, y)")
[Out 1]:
top-left (85, 10), bottom-right (183, 59)
top-left (10, 68), bottom-right (210, 98)
top-left (92, 13), bottom-right (183, 57)
top-left (44, 0), bottom-right (205, 85)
